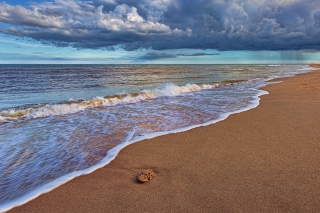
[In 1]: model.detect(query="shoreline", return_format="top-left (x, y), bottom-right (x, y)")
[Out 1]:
top-left (8, 65), bottom-right (320, 212)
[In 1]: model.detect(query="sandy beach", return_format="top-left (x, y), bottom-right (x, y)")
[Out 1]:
top-left (9, 65), bottom-right (320, 213)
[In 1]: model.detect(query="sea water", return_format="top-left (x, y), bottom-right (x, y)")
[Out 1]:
top-left (0, 64), bottom-right (313, 211)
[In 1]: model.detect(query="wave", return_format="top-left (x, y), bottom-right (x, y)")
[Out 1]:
top-left (0, 81), bottom-right (244, 122)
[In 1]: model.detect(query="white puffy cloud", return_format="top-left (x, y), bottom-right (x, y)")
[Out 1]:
top-left (94, 4), bottom-right (173, 33)
top-left (0, 3), bottom-right (65, 28)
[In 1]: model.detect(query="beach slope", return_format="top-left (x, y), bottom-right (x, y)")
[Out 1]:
top-left (10, 66), bottom-right (320, 212)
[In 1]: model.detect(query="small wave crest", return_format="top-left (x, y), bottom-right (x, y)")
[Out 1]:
top-left (1, 81), bottom-right (244, 122)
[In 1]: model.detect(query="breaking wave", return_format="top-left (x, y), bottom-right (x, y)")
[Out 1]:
top-left (0, 81), bottom-right (243, 122)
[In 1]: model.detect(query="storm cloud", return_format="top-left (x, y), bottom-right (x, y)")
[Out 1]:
top-left (0, 0), bottom-right (320, 51)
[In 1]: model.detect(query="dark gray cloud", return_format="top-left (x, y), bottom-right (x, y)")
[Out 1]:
top-left (178, 53), bottom-right (220, 57)
top-left (33, 52), bottom-right (45, 54)
top-left (139, 52), bottom-right (177, 60)
top-left (0, 0), bottom-right (320, 51)
top-left (314, 11), bottom-right (320, 27)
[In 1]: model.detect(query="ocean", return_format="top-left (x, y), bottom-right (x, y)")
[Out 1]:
top-left (0, 64), bottom-right (313, 211)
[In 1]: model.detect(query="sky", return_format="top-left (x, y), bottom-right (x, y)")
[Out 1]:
top-left (0, 0), bottom-right (320, 64)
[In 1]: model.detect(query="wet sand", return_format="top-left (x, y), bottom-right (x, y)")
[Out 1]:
top-left (9, 65), bottom-right (320, 212)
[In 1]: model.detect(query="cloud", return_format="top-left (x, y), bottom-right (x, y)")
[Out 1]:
top-left (139, 52), bottom-right (177, 60)
top-left (314, 11), bottom-right (320, 27)
top-left (178, 53), bottom-right (220, 57)
top-left (0, 52), bottom-right (118, 62)
top-left (0, 52), bottom-right (73, 60)
top-left (140, 51), bottom-right (220, 60)
top-left (0, 0), bottom-right (319, 51)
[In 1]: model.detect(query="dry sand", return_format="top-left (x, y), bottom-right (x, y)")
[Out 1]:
top-left (9, 65), bottom-right (320, 213)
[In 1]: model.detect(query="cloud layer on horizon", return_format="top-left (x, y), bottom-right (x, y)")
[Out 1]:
top-left (139, 51), bottom-right (221, 60)
top-left (0, 0), bottom-right (320, 51)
